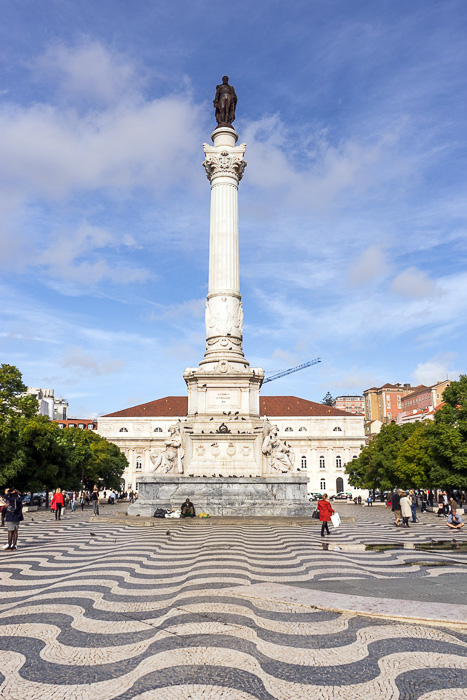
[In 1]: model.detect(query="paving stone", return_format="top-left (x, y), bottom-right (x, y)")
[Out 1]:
top-left (0, 506), bottom-right (466, 699)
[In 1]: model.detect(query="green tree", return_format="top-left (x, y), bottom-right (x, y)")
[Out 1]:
top-left (321, 392), bottom-right (334, 406)
top-left (0, 364), bottom-right (38, 420)
top-left (345, 422), bottom-right (419, 491)
top-left (19, 416), bottom-right (71, 495)
top-left (62, 428), bottom-right (127, 491)
top-left (427, 375), bottom-right (467, 489)
top-left (395, 422), bottom-right (433, 488)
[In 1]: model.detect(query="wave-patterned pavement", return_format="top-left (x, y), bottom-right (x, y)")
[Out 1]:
top-left (1, 509), bottom-right (466, 699)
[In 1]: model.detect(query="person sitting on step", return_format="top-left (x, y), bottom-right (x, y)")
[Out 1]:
top-left (181, 498), bottom-right (196, 518)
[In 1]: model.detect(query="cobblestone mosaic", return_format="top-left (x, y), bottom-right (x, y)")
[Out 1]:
top-left (0, 506), bottom-right (466, 699)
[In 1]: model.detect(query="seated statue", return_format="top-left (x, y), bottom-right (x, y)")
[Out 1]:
top-left (151, 424), bottom-right (184, 474)
top-left (262, 424), bottom-right (295, 472)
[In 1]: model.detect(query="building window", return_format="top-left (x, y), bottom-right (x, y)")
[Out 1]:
top-left (298, 427), bottom-right (307, 432)
top-left (319, 456), bottom-right (325, 469)
top-left (333, 426), bottom-right (342, 432)
top-left (136, 457), bottom-right (142, 470)
top-left (301, 455), bottom-right (307, 469)
top-left (284, 427), bottom-right (293, 432)
top-left (68, 424), bottom-right (76, 428)
top-left (320, 478), bottom-right (326, 491)
top-left (119, 427), bottom-right (128, 433)
top-left (336, 456), bottom-right (342, 468)
top-left (87, 424), bottom-right (94, 429)
top-left (58, 423), bottom-right (65, 429)
top-left (336, 477), bottom-right (344, 493)
top-left (154, 427), bottom-right (163, 432)
top-left (78, 423), bottom-right (85, 429)
top-left (352, 455), bottom-right (357, 460)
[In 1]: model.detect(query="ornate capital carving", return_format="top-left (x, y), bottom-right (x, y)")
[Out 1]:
top-left (203, 144), bottom-right (247, 182)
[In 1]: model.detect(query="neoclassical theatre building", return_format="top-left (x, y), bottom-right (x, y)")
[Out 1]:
top-left (97, 395), bottom-right (365, 496)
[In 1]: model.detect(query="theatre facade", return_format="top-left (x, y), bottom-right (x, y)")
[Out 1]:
top-left (97, 395), bottom-right (365, 497)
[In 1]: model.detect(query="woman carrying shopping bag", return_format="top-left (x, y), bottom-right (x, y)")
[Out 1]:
top-left (317, 494), bottom-right (335, 537)
top-left (50, 488), bottom-right (64, 521)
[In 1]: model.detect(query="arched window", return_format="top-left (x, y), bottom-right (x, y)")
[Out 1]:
top-left (336, 477), bottom-right (344, 493)
top-left (320, 478), bottom-right (326, 491)
top-left (301, 455), bottom-right (307, 469)
top-left (333, 426), bottom-right (342, 432)
top-left (319, 455), bottom-right (325, 469)
top-left (154, 427), bottom-right (162, 433)
top-left (352, 455), bottom-right (357, 460)
top-left (298, 426), bottom-right (307, 432)
top-left (119, 427), bottom-right (128, 433)
top-left (136, 456), bottom-right (142, 470)
top-left (336, 455), bottom-right (342, 468)
top-left (285, 427), bottom-right (293, 432)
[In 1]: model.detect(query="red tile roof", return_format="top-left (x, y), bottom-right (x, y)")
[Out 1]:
top-left (103, 396), bottom-right (353, 418)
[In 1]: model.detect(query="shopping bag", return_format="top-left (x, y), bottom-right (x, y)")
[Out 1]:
top-left (331, 512), bottom-right (341, 528)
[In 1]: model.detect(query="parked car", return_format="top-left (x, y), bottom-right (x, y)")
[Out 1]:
top-left (308, 492), bottom-right (322, 502)
top-left (331, 492), bottom-right (353, 501)
top-left (22, 493), bottom-right (43, 506)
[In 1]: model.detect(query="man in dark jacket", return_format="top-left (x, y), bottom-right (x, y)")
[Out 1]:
top-left (2, 488), bottom-right (23, 551)
top-left (181, 498), bottom-right (195, 517)
top-left (391, 489), bottom-right (401, 527)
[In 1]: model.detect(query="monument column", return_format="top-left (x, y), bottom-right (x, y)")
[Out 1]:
top-left (200, 127), bottom-right (247, 366)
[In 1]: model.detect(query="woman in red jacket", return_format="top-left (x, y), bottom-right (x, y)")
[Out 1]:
top-left (317, 493), bottom-right (334, 537)
top-left (50, 488), bottom-right (64, 521)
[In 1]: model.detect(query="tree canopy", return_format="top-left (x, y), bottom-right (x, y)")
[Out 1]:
top-left (0, 364), bottom-right (127, 493)
top-left (346, 375), bottom-right (467, 491)
top-left (321, 392), bottom-right (334, 406)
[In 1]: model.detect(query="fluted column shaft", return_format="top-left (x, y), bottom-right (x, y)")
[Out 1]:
top-left (200, 127), bottom-right (247, 366)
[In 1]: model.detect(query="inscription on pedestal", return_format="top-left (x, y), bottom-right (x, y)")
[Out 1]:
top-left (214, 391), bottom-right (232, 406)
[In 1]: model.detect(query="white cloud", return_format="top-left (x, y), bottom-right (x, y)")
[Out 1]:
top-left (347, 245), bottom-right (388, 286)
top-left (392, 266), bottom-right (439, 299)
top-left (37, 223), bottom-right (150, 287)
top-left (61, 346), bottom-right (126, 376)
top-left (411, 354), bottom-right (459, 387)
top-left (34, 41), bottom-right (142, 106)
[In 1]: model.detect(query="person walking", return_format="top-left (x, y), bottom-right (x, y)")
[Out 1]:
top-left (400, 491), bottom-right (412, 528)
top-left (391, 489), bottom-right (402, 527)
top-left (50, 488), bottom-right (64, 520)
top-left (2, 488), bottom-right (23, 550)
top-left (420, 491), bottom-right (427, 513)
top-left (70, 491), bottom-right (76, 512)
top-left (79, 491), bottom-right (86, 511)
top-left (409, 490), bottom-right (418, 523)
top-left (317, 493), bottom-right (334, 537)
top-left (1, 488), bottom-right (9, 527)
top-left (91, 486), bottom-right (99, 515)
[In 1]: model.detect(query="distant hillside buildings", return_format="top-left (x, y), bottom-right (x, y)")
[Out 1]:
top-left (362, 380), bottom-right (450, 436)
top-left (26, 387), bottom-right (68, 420)
top-left (332, 395), bottom-right (364, 415)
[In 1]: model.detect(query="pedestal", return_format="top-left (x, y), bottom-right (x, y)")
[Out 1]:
top-left (130, 474), bottom-right (312, 517)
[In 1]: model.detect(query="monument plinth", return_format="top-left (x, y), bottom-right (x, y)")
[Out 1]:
top-left (129, 78), bottom-right (310, 515)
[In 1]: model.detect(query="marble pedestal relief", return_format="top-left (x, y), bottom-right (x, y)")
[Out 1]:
top-left (129, 83), bottom-right (309, 516)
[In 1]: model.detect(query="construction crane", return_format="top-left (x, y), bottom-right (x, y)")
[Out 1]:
top-left (262, 358), bottom-right (321, 384)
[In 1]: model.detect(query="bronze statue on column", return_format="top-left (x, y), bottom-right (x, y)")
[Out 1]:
top-left (213, 76), bottom-right (237, 127)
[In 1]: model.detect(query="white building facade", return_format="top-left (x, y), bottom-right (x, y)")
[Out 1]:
top-left (97, 395), bottom-right (365, 496)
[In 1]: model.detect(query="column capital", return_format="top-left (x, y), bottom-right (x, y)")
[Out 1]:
top-left (202, 143), bottom-right (247, 183)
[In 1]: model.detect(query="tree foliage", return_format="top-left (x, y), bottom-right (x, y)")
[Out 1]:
top-left (0, 364), bottom-right (127, 493)
top-left (321, 392), bottom-right (334, 406)
top-left (346, 375), bottom-right (467, 490)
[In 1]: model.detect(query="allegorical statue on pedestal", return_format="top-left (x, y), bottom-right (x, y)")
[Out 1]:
top-left (213, 76), bottom-right (237, 127)
top-left (150, 424), bottom-right (184, 474)
top-left (262, 424), bottom-right (295, 472)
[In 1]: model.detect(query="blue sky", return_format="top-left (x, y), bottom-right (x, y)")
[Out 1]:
top-left (1, 0), bottom-right (466, 417)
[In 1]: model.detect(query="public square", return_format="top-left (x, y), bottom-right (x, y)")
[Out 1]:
top-left (1, 503), bottom-right (466, 700)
